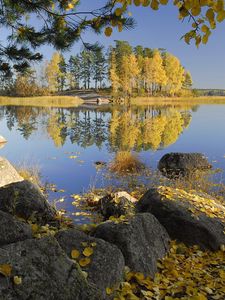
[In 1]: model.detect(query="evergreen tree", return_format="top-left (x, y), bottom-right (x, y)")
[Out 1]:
top-left (80, 49), bottom-right (94, 89)
top-left (92, 47), bottom-right (107, 89)
top-left (68, 55), bottom-right (81, 89)
top-left (58, 55), bottom-right (67, 92)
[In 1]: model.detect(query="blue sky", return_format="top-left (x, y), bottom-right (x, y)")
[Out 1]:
top-left (2, 1), bottom-right (225, 88)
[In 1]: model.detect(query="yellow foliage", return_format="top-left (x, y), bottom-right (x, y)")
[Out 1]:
top-left (114, 0), bottom-right (225, 45)
top-left (71, 249), bottom-right (80, 259)
top-left (0, 264), bottom-right (12, 277)
top-left (13, 276), bottom-right (22, 285)
top-left (83, 247), bottom-right (94, 257)
top-left (79, 257), bottom-right (91, 267)
top-left (114, 241), bottom-right (225, 299)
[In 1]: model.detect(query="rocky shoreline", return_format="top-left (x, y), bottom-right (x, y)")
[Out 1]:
top-left (0, 154), bottom-right (224, 299)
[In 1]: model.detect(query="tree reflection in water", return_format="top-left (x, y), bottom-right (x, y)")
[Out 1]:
top-left (0, 104), bottom-right (197, 152)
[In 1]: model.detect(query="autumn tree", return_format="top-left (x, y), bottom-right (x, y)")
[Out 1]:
top-left (109, 49), bottom-right (121, 96)
top-left (45, 52), bottom-right (61, 92)
top-left (183, 71), bottom-right (193, 89)
top-left (164, 53), bottom-right (185, 96)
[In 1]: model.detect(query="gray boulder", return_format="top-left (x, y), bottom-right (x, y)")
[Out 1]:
top-left (0, 236), bottom-right (99, 300)
top-left (56, 228), bottom-right (125, 299)
top-left (0, 180), bottom-right (56, 224)
top-left (158, 152), bottom-right (212, 178)
top-left (0, 210), bottom-right (32, 246)
top-left (94, 213), bottom-right (170, 277)
top-left (136, 187), bottom-right (225, 250)
top-left (0, 157), bottom-right (23, 187)
top-left (99, 192), bottom-right (135, 220)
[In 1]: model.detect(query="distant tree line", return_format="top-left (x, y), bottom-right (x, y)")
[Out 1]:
top-left (0, 41), bottom-right (193, 98)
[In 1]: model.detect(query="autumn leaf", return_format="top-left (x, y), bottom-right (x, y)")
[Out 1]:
top-left (0, 264), bottom-right (12, 277)
top-left (71, 249), bottom-right (80, 259)
top-left (79, 257), bottom-right (91, 267)
top-left (83, 247), bottom-right (93, 257)
top-left (13, 276), bottom-right (22, 285)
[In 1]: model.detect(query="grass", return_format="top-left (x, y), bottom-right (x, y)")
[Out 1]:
top-left (109, 151), bottom-right (145, 175)
top-left (131, 96), bottom-right (225, 106)
top-left (16, 163), bottom-right (42, 187)
top-left (0, 96), bottom-right (83, 107)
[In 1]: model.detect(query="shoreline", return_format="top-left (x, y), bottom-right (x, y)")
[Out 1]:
top-left (0, 96), bottom-right (84, 108)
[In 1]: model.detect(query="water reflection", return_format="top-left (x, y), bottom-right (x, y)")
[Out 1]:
top-left (0, 104), bottom-right (196, 152)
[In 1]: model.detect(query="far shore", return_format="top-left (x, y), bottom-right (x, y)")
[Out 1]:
top-left (1, 94), bottom-right (225, 108)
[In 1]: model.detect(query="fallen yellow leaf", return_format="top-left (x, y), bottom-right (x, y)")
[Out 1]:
top-left (71, 249), bottom-right (80, 259)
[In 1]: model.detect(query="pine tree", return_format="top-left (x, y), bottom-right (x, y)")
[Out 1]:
top-left (58, 55), bottom-right (67, 92)
top-left (80, 50), bottom-right (94, 89)
top-left (68, 55), bottom-right (81, 89)
top-left (92, 47), bottom-right (107, 89)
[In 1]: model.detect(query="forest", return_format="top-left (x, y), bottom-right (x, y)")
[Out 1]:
top-left (0, 41), bottom-right (193, 99)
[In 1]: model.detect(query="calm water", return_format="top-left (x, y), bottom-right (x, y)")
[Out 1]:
top-left (1, 103), bottom-right (225, 223)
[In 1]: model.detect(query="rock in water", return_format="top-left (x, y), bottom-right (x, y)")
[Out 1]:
top-left (0, 135), bottom-right (7, 144)
top-left (158, 152), bottom-right (212, 178)
top-left (0, 157), bottom-right (23, 187)
top-left (0, 236), bottom-right (100, 300)
top-left (136, 186), bottom-right (225, 250)
top-left (0, 180), bottom-right (56, 224)
top-left (56, 228), bottom-right (125, 299)
top-left (94, 213), bottom-right (170, 277)
top-left (0, 210), bottom-right (32, 246)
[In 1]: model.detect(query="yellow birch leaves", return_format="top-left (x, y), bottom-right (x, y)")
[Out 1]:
top-left (110, 0), bottom-right (225, 45)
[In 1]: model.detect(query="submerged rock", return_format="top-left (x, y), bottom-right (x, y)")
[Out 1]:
top-left (56, 228), bottom-right (125, 299)
top-left (94, 161), bottom-right (107, 167)
top-left (94, 213), bottom-right (170, 277)
top-left (0, 157), bottom-right (23, 187)
top-left (0, 236), bottom-right (99, 300)
top-left (0, 210), bottom-right (32, 246)
top-left (136, 186), bottom-right (225, 250)
top-left (99, 192), bottom-right (136, 220)
top-left (158, 152), bottom-right (212, 178)
top-left (0, 135), bottom-right (7, 144)
top-left (0, 180), bottom-right (56, 224)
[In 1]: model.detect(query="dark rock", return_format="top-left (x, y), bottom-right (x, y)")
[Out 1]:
top-left (0, 157), bottom-right (23, 187)
top-left (0, 210), bottom-right (32, 246)
top-left (99, 192), bottom-right (135, 220)
top-left (94, 161), bottom-right (107, 168)
top-left (56, 228), bottom-right (125, 299)
top-left (0, 236), bottom-right (99, 300)
top-left (94, 213), bottom-right (170, 277)
top-left (136, 187), bottom-right (225, 250)
top-left (158, 152), bottom-right (212, 178)
top-left (0, 180), bottom-right (56, 225)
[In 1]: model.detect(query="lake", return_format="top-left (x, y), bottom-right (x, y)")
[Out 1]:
top-left (1, 102), bottom-right (225, 223)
